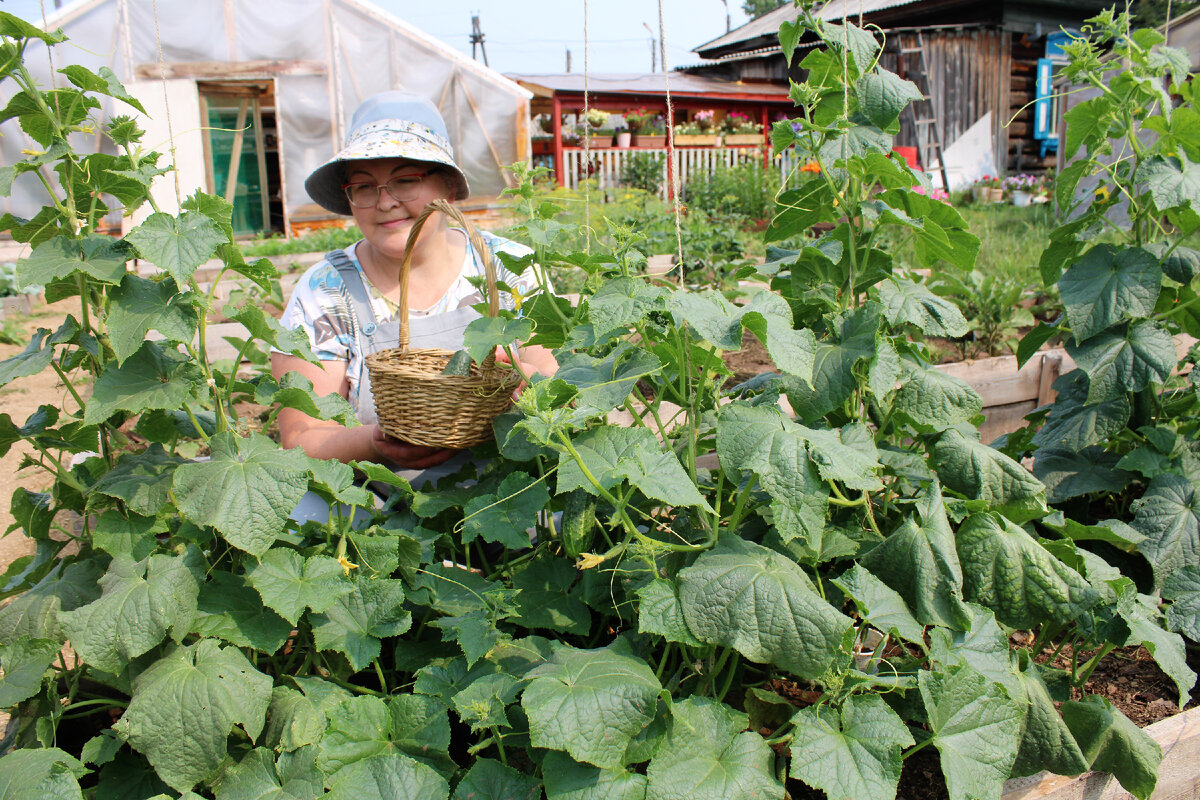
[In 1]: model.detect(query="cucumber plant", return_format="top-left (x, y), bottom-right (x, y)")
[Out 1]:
top-left (0, 5), bottom-right (1192, 800)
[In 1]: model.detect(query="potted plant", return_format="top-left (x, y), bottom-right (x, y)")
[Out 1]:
top-left (673, 110), bottom-right (720, 145)
top-left (584, 107), bottom-right (608, 129)
top-left (614, 125), bottom-right (632, 148)
top-left (624, 106), bottom-right (660, 146)
top-left (637, 117), bottom-right (668, 148)
top-left (1004, 173), bottom-right (1040, 207)
top-left (579, 107), bottom-right (609, 148)
top-left (721, 110), bottom-right (764, 145)
top-left (973, 174), bottom-right (1005, 203)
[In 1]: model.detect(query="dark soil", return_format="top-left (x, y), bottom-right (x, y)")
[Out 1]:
top-left (767, 643), bottom-right (1198, 800)
top-left (723, 330), bottom-right (776, 384)
top-left (1039, 641), bottom-right (1200, 726)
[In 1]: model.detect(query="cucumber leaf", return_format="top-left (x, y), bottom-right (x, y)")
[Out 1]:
top-left (956, 513), bottom-right (1097, 629)
top-left (921, 665), bottom-right (1022, 800)
top-left (1059, 245), bottom-right (1161, 344)
top-left (678, 539), bottom-right (852, 680)
top-left (172, 432), bottom-right (311, 557)
top-left (542, 750), bottom-right (647, 800)
top-left (788, 693), bottom-right (913, 800)
top-left (1130, 473), bottom-right (1200, 586)
top-left (645, 698), bottom-right (781, 800)
top-left (58, 553), bottom-right (199, 674)
top-left (1061, 696), bottom-right (1161, 800)
top-left (522, 639), bottom-right (661, 769)
top-left (113, 640), bottom-right (271, 792)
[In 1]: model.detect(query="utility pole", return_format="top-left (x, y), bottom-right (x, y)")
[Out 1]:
top-left (720, 0), bottom-right (730, 32)
top-left (642, 22), bottom-right (657, 72)
top-left (565, 47), bottom-right (572, 73)
top-left (469, 15), bottom-right (489, 67)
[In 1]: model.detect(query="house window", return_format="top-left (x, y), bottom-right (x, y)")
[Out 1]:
top-left (1034, 31), bottom-right (1073, 158)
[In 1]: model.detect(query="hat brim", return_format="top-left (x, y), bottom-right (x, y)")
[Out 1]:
top-left (304, 127), bottom-right (471, 216)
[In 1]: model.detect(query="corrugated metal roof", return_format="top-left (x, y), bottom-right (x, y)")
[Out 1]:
top-left (692, 4), bottom-right (799, 54)
top-left (693, 0), bottom-right (921, 56)
top-left (506, 72), bottom-right (791, 100)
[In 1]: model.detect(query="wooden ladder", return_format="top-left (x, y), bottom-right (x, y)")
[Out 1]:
top-left (897, 32), bottom-right (949, 191)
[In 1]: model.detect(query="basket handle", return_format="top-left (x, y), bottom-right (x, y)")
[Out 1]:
top-left (397, 199), bottom-right (501, 366)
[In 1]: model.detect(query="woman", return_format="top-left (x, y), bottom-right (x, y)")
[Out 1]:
top-left (272, 91), bottom-right (556, 475)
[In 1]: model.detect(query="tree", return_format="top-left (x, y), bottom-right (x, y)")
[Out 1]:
top-left (741, 0), bottom-right (788, 20)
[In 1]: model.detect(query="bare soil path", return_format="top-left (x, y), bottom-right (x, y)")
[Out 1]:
top-left (0, 298), bottom-right (81, 572)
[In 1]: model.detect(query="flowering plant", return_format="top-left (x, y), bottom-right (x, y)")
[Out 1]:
top-left (624, 106), bottom-right (659, 132)
top-left (584, 107), bottom-right (608, 128)
top-left (974, 174), bottom-right (1003, 189)
top-left (1003, 173), bottom-right (1043, 192)
top-left (913, 184), bottom-right (951, 203)
top-left (721, 110), bottom-right (762, 134)
top-left (693, 108), bottom-right (715, 131)
top-left (673, 120), bottom-right (715, 136)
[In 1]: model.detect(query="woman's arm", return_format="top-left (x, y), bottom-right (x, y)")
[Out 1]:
top-left (270, 353), bottom-right (453, 468)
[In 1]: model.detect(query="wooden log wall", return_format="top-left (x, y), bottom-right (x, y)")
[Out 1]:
top-left (881, 27), bottom-right (1011, 175)
top-left (1007, 34), bottom-right (1057, 173)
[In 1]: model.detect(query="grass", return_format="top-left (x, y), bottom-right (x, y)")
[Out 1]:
top-left (241, 225), bottom-right (363, 257)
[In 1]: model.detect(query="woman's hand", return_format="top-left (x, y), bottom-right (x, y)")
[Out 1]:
top-left (493, 345), bottom-right (558, 397)
top-left (369, 425), bottom-right (456, 468)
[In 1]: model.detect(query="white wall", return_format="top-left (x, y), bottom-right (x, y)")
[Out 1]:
top-left (123, 79), bottom-right (206, 231)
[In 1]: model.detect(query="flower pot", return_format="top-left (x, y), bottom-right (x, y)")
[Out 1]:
top-left (986, 186), bottom-right (1005, 203)
top-left (674, 134), bottom-right (719, 146)
top-left (585, 133), bottom-right (609, 149)
top-left (723, 133), bottom-right (763, 146)
top-left (1011, 189), bottom-right (1033, 207)
top-left (615, 131), bottom-right (632, 148)
top-left (633, 134), bottom-right (666, 148)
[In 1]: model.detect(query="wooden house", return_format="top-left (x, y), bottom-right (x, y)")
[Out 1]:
top-left (682, 0), bottom-right (1114, 179)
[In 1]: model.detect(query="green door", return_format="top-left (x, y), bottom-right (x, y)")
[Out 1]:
top-left (203, 90), bottom-right (269, 236)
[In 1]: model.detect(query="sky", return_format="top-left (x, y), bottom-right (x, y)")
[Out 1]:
top-left (0, 0), bottom-right (756, 75)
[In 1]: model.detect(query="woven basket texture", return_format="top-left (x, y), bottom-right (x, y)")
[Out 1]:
top-left (365, 198), bottom-right (518, 449)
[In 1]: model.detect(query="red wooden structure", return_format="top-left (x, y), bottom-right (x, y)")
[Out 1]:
top-left (508, 72), bottom-right (793, 192)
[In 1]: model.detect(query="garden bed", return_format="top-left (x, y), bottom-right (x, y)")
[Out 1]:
top-left (780, 644), bottom-right (1199, 800)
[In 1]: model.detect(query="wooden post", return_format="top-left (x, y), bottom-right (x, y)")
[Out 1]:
top-left (552, 95), bottom-right (564, 187)
top-left (664, 101), bottom-right (677, 201)
top-left (760, 104), bottom-right (770, 169)
top-left (515, 97), bottom-right (530, 166)
top-left (224, 99), bottom-right (249, 204)
top-left (1037, 352), bottom-right (1062, 407)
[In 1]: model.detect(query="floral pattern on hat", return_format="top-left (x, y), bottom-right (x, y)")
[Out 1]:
top-left (305, 115), bottom-right (471, 215)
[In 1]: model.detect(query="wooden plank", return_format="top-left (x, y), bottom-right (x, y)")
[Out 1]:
top-left (134, 60), bottom-right (326, 80)
top-left (936, 350), bottom-right (1074, 409)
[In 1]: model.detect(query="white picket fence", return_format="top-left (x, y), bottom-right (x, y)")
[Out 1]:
top-left (561, 147), bottom-right (788, 198)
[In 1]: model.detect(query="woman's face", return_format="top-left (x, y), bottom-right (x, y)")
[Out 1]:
top-left (344, 157), bottom-right (453, 259)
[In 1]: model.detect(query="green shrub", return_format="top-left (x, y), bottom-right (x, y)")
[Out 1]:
top-left (682, 159), bottom-right (780, 221)
top-left (620, 151), bottom-right (666, 195)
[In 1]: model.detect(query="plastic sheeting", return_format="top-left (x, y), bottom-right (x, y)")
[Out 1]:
top-left (0, 0), bottom-right (530, 231)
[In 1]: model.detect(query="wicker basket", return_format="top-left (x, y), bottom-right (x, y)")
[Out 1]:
top-left (365, 199), bottom-right (521, 449)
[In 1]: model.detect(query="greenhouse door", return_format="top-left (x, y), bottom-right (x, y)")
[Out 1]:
top-left (199, 81), bottom-right (283, 237)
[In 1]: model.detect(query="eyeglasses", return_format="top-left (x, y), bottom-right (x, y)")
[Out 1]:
top-left (342, 170), bottom-right (434, 208)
